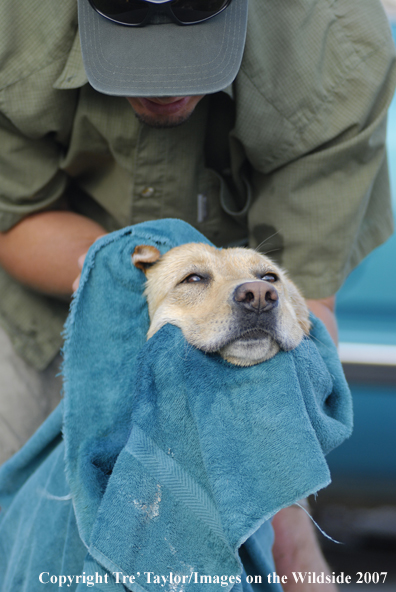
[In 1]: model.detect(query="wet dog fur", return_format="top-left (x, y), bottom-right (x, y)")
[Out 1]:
top-left (132, 243), bottom-right (310, 366)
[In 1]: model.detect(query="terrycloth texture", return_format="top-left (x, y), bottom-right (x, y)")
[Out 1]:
top-left (0, 219), bottom-right (352, 591)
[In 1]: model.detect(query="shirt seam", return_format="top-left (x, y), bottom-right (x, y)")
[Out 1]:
top-left (240, 8), bottom-right (384, 141)
top-left (0, 51), bottom-right (75, 93)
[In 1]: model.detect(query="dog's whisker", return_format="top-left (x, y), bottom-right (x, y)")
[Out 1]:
top-left (307, 333), bottom-right (334, 354)
top-left (182, 340), bottom-right (195, 361)
top-left (259, 247), bottom-right (281, 258)
top-left (254, 230), bottom-right (282, 253)
top-left (170, 331), bottom-right (190, 361)
top-left (170, 330), bottom-right (195, 362)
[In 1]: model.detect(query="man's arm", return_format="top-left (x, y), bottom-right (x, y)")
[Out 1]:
top-left (306, 297), bottom-right (337, 345)
top-left (271, 296), bottom-right (338, 592)
top-left (0, 210), bottom-right (106, 297)
top-left (272, 503), bottom-right (337, 592)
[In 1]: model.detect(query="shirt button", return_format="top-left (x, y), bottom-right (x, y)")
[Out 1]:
top-left (141, 187), bottom-right (155, 198)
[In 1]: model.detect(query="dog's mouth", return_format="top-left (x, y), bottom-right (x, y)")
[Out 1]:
top-left (195, 326), bottom-right (274, 353)
top-left (197, 326), bottom-right (278, 358)
top-left (217, 328), bottom-right (280, 366)
top-left (219, 320), bottom-right (278, 348)
top-left (232, 328), bottom-right (272, 343)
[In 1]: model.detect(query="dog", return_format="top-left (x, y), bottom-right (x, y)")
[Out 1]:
top-left (132, 243), bottom-right (310, 366)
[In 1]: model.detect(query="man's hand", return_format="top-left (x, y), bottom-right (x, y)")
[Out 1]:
top-left (0, 211), bottom-right (106, 297)
top-left (272, 504), bottom-right (338, 592)
top-left (306, 296), bottom-right (337, 345)
top-left (72, 253), bottom-right (88, 293)
top-left (271, 295), bottom-right (338, 591)
top-left (72, 241), bottom-right (107, 292)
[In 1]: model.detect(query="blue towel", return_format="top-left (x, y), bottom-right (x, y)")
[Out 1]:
top-left (0, 219), bottom-right (352, 591)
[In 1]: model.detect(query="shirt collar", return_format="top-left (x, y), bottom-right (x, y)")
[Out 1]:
top-left (221, 84), bottom-right (234, 100)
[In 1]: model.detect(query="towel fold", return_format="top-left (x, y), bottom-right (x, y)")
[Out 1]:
top-left (0, 219), bottom-right (352, 592)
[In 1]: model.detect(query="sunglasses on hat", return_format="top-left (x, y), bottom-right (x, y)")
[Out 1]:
top-left (88, 0), bottom-right (232, 26)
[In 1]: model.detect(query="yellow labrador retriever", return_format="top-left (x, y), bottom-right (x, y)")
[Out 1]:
top-left (132, 243), bottom-right (310, 366)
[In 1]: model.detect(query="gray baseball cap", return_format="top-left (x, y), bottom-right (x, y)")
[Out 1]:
top-left (78, 0), bottom-right (248, 97)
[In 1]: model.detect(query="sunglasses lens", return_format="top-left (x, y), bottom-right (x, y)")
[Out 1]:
top-left (171, 0), bottom-right (230, 23)
top-left (89, 0), bottom-right (150, 24)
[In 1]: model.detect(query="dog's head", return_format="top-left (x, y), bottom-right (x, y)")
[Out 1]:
top-left (132, 243), bottom-right (310, 366)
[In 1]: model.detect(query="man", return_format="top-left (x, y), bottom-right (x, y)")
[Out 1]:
top-left (0, 0), bottom-right (395, 589)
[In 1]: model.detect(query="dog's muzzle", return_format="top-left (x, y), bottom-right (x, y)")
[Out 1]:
top-left (219, 280), bottom-right (281, 364)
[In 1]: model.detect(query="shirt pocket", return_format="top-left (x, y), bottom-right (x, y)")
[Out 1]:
top-left (195, 168), bottom-right (250, 248)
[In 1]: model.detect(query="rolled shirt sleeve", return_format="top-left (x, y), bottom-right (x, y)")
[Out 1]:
top-left (235, 0), bottom-right (396, 298)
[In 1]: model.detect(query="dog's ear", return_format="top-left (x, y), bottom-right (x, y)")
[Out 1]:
top-left (132, 245), bottom-right (161, 273)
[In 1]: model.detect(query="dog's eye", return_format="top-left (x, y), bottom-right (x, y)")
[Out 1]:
top-left (261, 273), bottom-right (278, 283)
top-left (182, 274), bottom-right (204, 283)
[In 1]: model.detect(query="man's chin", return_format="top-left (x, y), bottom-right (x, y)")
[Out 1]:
top-left (127, 95), bottom-right (204, 129)
top-left (134, 110), bottom-right (194, 129)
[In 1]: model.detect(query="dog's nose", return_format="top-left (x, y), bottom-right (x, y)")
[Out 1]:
top-left (234, 281), bottom-right (279, 312)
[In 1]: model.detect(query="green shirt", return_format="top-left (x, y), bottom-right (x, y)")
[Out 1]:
top-left (1, 0), bottom-right (395, 369)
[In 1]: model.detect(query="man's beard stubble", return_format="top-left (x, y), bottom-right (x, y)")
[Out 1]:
top-left (133, 109), bottom-right (195, 129)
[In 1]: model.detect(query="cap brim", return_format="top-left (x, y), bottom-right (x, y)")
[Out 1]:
top-left (78, 0), bottom-right (248, 97)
